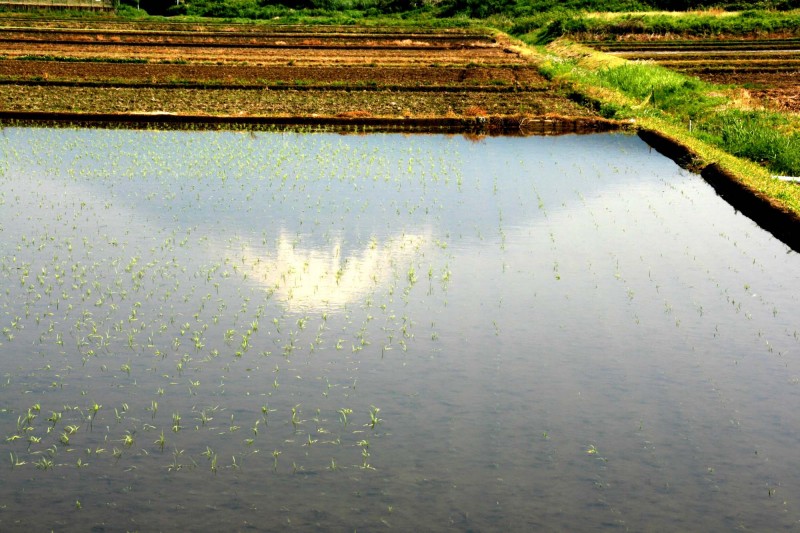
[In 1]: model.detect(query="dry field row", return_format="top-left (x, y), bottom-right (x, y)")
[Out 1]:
top-left (0, 1), bottom-right (112, 12)
top-left (614, 51), bottom-right (800, 61)
top-left (0, 21), bottom-right (520, 66)
top-left (0, 83), bottom-right (593, 117)
top-left (0, 27), bottom-right (494, 43)
top-left (0, 60), bottom-right (548, 88)
top-left (0, 17), bottom-right (474, 34)
top-left (655, 59), bottom-right (800, 69)
top-left (0, 21), bottom-right (600, 126)
top-left (586, 38), bottom-right (800, 51)
top-left (0, 41), bottom-right (524, 66)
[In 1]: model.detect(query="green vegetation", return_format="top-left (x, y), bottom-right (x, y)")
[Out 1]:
top-left (103, 0), bottom-right (800, 24)
top-left (513, 9), bottom-right (800, 44)
top-left (699, 111), bottom-right (800, 178)
top-left (537, 40), bottom-right (800, 210)
top-left (3, 0), bottom-right (799, 33)
top-left (501, 8), bottom-right (800, 211)
top-left (584, 61), bottom-right (725, 120)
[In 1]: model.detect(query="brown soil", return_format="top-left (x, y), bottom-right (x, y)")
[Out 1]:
top-left (0, 84), bottom-right (592, 117)
top-left (0, 41), bottom-right (525, 65)
top-left (691, 71), bottom-right (800, 112)
top-left (0, 28), bottom-right (496, 48)
top-left (0, 19), bottom-right (603, 127)
top-left (745, 88), bottom-right (800, 113)
top-left (0, 60), bottom-right (549, 88)
top-left (577, 32), bottom-right (800, 43)
top-left (0, 17), bottom-right (481, 34)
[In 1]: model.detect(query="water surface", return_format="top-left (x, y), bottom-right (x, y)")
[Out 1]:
top-left (1, 128), bottom-right (799, 531)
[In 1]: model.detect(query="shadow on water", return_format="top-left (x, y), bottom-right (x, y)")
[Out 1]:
top-left (638, 128), bottom-right (800, 254)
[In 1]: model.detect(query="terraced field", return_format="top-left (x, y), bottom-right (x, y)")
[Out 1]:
top-left (0, 0), bottom-right (112, 12)
top-left (587, 37), bottom-right (800, 112)
top-left (0, 17), bottom-right (603, 130)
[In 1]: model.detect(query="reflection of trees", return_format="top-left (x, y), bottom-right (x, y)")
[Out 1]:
top-left (462, 133), bottom-right (488, 144)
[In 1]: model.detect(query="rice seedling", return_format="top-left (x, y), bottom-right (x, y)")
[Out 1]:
top-left (9, 452), bottom-right (27, 468)
top-left (147, 400), bottom-right (158, 419)
top-left (122, 432), bottom-right (135, 448)
top-left (154, 430), bottom-right (166, 452)
top-left (168, 448), bottom-right (185, 472)
top-left (210, 453), bottom-right (218, 474)
top-left (34, 457), bottom-right (54, 470)
top-left (368, 406), bottom-right (382, 430)
top-left (339, 408), bottom-right (352, 428)
top-left (172, 412), bottom-right (182, 432)
top-left (87, 403), bottom-right (101, 431)
top-left (47, 411), bottom-right (62, 427)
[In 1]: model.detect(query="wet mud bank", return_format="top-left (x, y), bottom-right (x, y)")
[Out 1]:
top-left (0, 111), bottom-right (624, 135)
top-left (639, 128), bottom-right (800, 253)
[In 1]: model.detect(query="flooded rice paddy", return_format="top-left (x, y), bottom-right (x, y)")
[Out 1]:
top-left (1, 128), bottom-right (799, 531)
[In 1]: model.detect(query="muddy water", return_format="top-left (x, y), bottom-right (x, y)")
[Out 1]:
top-left (0, 128), bottom-right (798, 531)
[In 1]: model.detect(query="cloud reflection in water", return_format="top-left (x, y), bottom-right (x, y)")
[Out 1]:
top-left (242, 231), bottom-right (430, 312)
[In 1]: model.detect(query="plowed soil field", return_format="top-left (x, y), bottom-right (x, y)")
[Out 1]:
top-left (0, 17), bottom-right (603, 128)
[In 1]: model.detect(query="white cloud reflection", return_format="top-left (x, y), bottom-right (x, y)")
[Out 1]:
top-left (243, 231), bottom-right (430, 311)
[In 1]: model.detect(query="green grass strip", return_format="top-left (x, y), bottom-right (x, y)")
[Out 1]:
top-left (532, 39), bottom-right (800, 215)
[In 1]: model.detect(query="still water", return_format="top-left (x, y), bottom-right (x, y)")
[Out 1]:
top-left (0, 128), bottom-right (799, 531)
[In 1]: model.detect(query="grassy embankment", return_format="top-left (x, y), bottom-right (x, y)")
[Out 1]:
top-left (504, 9), bottom-right (800, 217)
